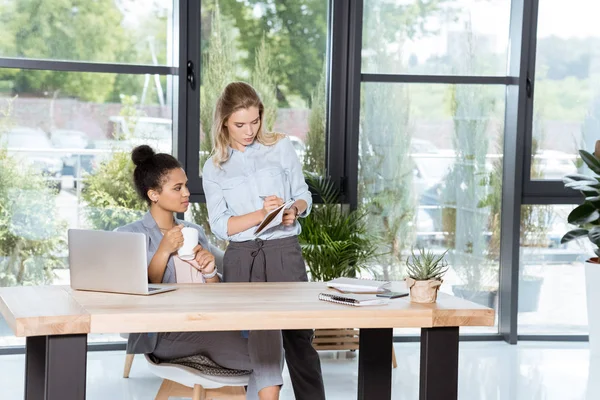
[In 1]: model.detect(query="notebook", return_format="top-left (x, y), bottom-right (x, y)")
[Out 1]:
top-left (254, 199), bottom-right (295, 236)
top-left (318, 292), bottom-right (389, 307)
top-left (327, 277), bottom-right (391, 293)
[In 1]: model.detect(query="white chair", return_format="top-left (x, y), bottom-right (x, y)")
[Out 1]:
top-left (144, 355), bottom-right (248, 400)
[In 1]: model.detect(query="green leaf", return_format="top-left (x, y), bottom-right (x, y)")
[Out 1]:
top-left (589, 227), bottom-right (600, 247)
top-left (565, 180), bottom-right (600, 189)
top-left (580, 150), bottom-right (600, 175)
top-left (561, 228), bottom-right (589, 244)
top-left (567, 203), bottom-right (600, 225)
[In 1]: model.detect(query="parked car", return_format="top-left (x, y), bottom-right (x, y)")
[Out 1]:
top-left (1, 127), bottom-right (63, 191)
top-left (50, 129), bottom-right (90, 177)
top-left (108, 116), bottom-right (172, 154)
top-left (288, 135), bottom-right (306, 161)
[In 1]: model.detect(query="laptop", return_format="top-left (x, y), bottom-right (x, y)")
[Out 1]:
top-left (68, 229), bottom-right (176, 296)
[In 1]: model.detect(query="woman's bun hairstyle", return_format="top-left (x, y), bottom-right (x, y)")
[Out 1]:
top-left (131, 145), bottom-right (156, 166)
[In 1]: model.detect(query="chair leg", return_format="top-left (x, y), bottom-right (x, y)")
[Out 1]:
top-left (392, 344), bottom-right (398, 369)
top-left (123, 353), bottom-right (135, 378)
top-left (206, 386), bottom-right (246, 399)
top-left (192, 384), bottom-right (206, 400)
top-left (155, 379), bottom-right (193, 400)
top-left (155, 379), bottom-right (172, 400)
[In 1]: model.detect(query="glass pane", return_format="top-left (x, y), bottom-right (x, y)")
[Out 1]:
top-left (518, 205), bottom-right (592, 335)
top-left (0, 0), bottom-right (176, 66)
top-left (0, 69), bottom-right (174, 346)
top-left (531, 0), bottom-right (600, 179)
top-left (359, 82), bottom-right (505, 334)
top-left (362, 0), bottom-right (510, 76)
top-left (198, 1), bottom-right (328, 176)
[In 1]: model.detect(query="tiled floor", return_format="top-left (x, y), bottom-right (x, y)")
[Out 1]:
top-left (0, 341), bottom-right (594, 399)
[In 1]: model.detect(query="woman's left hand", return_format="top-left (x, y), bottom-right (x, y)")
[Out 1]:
top-left (282, 208), bottom-right (298, 226)
top-left (192, 245), bottom-right (216, 274)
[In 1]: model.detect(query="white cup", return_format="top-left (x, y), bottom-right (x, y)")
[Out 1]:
top-left (178, 227), bottom-right (198, 260)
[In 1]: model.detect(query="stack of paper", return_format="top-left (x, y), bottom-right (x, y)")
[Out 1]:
top-left (326, 277), bottom-right (391, 293)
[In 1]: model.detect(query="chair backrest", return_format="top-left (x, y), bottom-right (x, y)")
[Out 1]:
top-left (144, 355), bottom-right (249, 389)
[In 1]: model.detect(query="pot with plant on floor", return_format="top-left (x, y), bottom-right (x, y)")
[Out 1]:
top-left (562, 140), bottom-right (600, 357)
top-left (405, 248), bottom-right (449, 303)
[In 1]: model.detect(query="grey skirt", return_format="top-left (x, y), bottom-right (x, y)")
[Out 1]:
top-left (223, 236), bottom-right (308, 283)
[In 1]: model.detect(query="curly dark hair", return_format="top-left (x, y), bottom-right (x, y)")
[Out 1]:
top-left (131, 145), bottom-right (182, 205)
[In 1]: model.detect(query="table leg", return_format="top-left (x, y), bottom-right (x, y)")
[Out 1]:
top-left (419, 327), bottom-right (459, 400)
top-left (25, 334), bottom-right (88, 400)
top-left (357, 328), bottom-right (393, 400)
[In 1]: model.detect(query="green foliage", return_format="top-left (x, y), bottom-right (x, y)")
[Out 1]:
top-left (0, 146), bottom-right (66, 286)
top-left (251, 37), bottom-right (278, 132)
top-left (299, 175), bottom-right (378, 282)
top-left (406, 248), bottom-right (449, 281)
top-left (200, 4), bottom-right (236, 164)
top-left (5, 0), bottom-right (127, 101)
top-left (81, 151), bottom-right (146, 231)
top-left (205, 0), bottom-right (327, 106)
top-left (562, 149), bottom-right (600, 257)
top-left (303, 65), bottom-right (326, 175)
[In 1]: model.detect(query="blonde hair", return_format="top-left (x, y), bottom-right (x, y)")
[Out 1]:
top-left (211, 81), bottom-right (284, 166)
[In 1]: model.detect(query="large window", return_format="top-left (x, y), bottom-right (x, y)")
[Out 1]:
top-left (0, 0), bottom-right (594, 349)
top-left (530, 0), bottom-right (599, 180)
top-left (358, 0), bottom-right (511, 334)
top-left (0, 0), bottom-right (174, 66)
top-left (0, 0), bottom-right (176, 347)
top-left (518, 205), bottom-right (591, 335)
top-left (359, 82), bottom-right (505, 333)
top-left (362, 0), bottom-right (511, 76)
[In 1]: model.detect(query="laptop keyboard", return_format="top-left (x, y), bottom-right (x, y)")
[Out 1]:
top-left (148, 287), bottom-right (160, 292)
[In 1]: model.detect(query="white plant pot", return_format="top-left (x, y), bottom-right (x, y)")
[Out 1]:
top-left (585, 259), bottom-right (600, 357)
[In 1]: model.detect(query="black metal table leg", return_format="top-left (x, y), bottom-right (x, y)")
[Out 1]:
top-left (420, 327), bottom-right (459, 400)
top-left (358, 328), bottom-right (393, 400)
top-left (25, 334), bottom-right (88, 400)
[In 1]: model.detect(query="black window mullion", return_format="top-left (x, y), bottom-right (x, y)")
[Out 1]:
top-left (327, 0), bottom-right (351, 202)
top-left (180, 0), bottom-right (202, 195)
top-left (498, 0), bottom-right (536, 345)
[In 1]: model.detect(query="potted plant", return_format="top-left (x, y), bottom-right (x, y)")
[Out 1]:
top-left (299, 175), bottom-right (378, 282)
top-left (405, 248), bottom-right (449, 303)
top-left (561, 141), bottom-right (600, 356)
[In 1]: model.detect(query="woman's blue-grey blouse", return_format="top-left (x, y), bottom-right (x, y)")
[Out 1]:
top-left (202, 136), bottom-right (312, 242)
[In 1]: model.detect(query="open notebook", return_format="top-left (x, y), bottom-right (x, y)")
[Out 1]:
top-left (327, 277), bottom-right (391, 293)
top-left (254, 199), bottom-right (295, 236)
top-left (318, 292), bottom-right (389, 307)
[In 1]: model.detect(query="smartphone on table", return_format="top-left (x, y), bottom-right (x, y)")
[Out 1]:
top-left (376, 291), bottom-right (409, 299)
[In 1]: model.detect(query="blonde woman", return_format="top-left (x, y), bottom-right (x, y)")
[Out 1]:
top-left (202, 82), bottom-right (326, 400)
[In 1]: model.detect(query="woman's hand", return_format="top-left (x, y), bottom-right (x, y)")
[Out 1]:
top-left (261, 195), bottom-right (284, 216)
top-left (282, 207), bottom-right (298, 226)
top-left (192, 244), bottom-right (216, 274)
top-left (158, 224), bottom-right (184, 255)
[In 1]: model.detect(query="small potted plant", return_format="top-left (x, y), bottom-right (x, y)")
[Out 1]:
top-left (405, 248), bottom-right (449, 303)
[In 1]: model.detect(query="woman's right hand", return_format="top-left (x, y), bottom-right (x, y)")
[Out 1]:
top-left (159, 224), bottom-right (184, 255)
top-left (262, 195), bottom-right (284, 216)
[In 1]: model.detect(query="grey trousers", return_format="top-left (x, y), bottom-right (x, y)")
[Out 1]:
top-left (225, 236), bottom-right (326, 400)
top-left (152, 330), bottom-right (283, 400)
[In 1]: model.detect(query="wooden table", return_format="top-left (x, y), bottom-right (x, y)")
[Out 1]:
top-left (0, 282), bottom-right (494, 400)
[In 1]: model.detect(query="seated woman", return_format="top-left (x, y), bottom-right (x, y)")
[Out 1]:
top-left (117, 145), bottom-right (283, 400)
